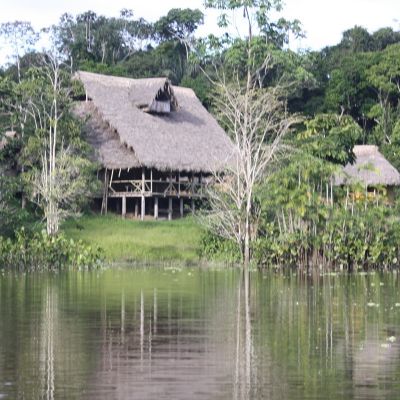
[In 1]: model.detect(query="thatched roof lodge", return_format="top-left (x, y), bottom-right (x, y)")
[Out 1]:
top-left (335, 145), bottom-right (400, 186)
top-left (75, 71), bottom-right (234, 219)
top-left (335, 145), bottom-right (400, 201)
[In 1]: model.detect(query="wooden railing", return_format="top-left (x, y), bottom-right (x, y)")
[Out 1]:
top-left (108, 179), bottom-right (207, 198)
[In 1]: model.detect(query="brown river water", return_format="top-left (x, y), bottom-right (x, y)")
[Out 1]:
top-left (0, 267), bottom-right (400, 399)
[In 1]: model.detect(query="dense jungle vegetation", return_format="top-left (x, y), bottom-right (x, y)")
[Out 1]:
top-left (1, 1), bottom-right (400, 268)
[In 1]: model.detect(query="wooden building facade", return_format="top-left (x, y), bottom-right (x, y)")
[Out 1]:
top-left (75, 71), bottom-right (233, 220)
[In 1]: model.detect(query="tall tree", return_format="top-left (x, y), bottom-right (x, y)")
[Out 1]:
top-left (0, 21), bottom-right (38, 82)
top-left (201, 0), bottom-right (300, 265)
top-left (22, 55), bottom-right (95, 235)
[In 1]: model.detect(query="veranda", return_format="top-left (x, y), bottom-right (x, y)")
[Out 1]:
top-left (100, 167), bottom-right (209, 220)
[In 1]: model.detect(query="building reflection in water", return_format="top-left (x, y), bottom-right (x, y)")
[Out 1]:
top-left (1, 270), bottom-right (400, 400)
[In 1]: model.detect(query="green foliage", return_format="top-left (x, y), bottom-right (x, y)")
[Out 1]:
top-left (204, 0), bottom-right (303, 48)
top-left (380, 119), bottom-right (400, 171)
top-left (367, 43), bottom-right (400, 97)
top-left (253, 147), bottom-right (400, 270)
top-left (0, 176), bottom-right (32, 237)
top-left (297, 113), bottom-right (362, 165)
top-left (340, 26), bottom-right (373, 53)
top-left (199, 231), bottom-right (241, 263)
top-left (78, 60), bottom-right (128, 77)
top-left (0, 229), bottom-right (103, 270)
top-left (154, 8), bottom-right (204, 41)
top-left (180, 74), bottom-right (212, 107)
top-left (254, 207), bottom-right (400, 270)
top-left (372, 27), bottom-right (400, 51)
top-left (325, 52), bottom-right (377, 119)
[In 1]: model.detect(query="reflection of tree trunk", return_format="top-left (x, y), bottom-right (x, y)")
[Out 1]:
top-left (234, 268), bottom-right (253, 400)
top-left (40, 285), bottom-right (57, 400)
top-left (140, 290), bottom-right (144, 363)
top-left (153, 288), bottom-right (157, 335)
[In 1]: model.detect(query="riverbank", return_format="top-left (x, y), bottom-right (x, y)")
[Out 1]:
top-left (62, 214), bottom-right (203, 263)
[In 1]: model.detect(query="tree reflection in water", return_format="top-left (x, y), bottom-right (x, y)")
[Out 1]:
top-left (0, 269), bottom-right (400, 400)
top-left (40, 285), bottom-right (57, 400)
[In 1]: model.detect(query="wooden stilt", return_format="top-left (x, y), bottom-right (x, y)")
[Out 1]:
top-left (141, 196), bottom-right (145, 221)
top-left (180, 198), bottom-right (184, 218)
top-left (135, 200), bottom-right (138, 218)
top-left (116, 196), bottom-right (121, 214)
top-left (141, 167), bottom-right (146, 221)
top-left (122, 195), bottom-right (126, 218)
top-left (191, 198), bottom-right (195, 215)
top-left (168, 198), bottom-right (173, 221)
top-left (154, 197), bottom-right (159, 220)
top-left (101, 168), bottom-right (109, 215)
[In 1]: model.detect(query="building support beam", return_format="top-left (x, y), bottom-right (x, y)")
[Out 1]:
top-left (168, 198), bottom-right (173, 221)
top-left (141, 196), bottom-right (145, 221)
top-left (141, 167), bottom-right (145, 221)
top-left (134, 200), bottom-right (138, 218)
top-left (101, 168), bottom-right (109, 215)
top-left (122, 195), bottom-right (126, 218)
top-left (154, 197), bottom-right (159, 220)
top-left (180, 198), bottom-right (184, 218)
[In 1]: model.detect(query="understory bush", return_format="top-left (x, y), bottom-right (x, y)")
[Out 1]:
top-left (199, 231), bottom-right (241, 263)
top-left (0, 229), bottom-right (103, 270)
top-left (254, 207), bottom-right (400, 270)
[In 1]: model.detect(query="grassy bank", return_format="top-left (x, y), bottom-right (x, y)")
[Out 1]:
top-left (62, 214), bottom-right (203, 263)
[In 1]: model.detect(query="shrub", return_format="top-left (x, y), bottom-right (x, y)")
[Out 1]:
top-left (254, 207), bottom-right (400, 270)
top-left (199, 231), bottom-right (241, 264)
top-left (0, 229), bottom-right (103, 271)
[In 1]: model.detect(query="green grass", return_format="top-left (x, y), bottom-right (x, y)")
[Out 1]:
top-left (62, 214), bottom-right (204, 263)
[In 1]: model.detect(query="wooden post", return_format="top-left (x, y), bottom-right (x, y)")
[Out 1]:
top-left (154, 197), bottom-right (159, 220)
top-left (134, 200), bottom-right (138, 218)
top-left (191, 198), bottom-right (195, 215)
top-left (168, 198), bottom-right (173, 221)
top-left (141, 196), bottom-right (145, 221)
top-left (122, 195), bottom-right (126, 218)
top-left (101, 168), bottom-right (109, 215)
top-left (199, 173), bottom-right (202, 197)
top-left (180, 198), bottom-right (184, 218)
top-left (178, 171), bottom-right (181, 196)
top-left (191, 172), bottom-right (194, 197)
top-left (141, 167), bottom-right (145, 221)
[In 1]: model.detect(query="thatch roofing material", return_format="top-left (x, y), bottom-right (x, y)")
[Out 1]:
top-left (76, 71), bottom-right (234, 172)
top-left (335, 145), bottom-right (400, 186)
top-left (74, 102), bottom-right (140, 169)
top-left (0, 131), bottom-right (16, 150)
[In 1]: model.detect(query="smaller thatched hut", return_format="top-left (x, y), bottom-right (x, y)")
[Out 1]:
top-left (75, 71), bottom-right (234, 220)
top-left (0, 131), bottom-right (17, 151)
top-left (335, 145), bottom-right (400, 201)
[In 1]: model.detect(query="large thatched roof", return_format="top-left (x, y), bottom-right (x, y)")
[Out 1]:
top-left (335, 145), bottom-right (400, 186)
top-left (76, 71), bottom-right (234, 172)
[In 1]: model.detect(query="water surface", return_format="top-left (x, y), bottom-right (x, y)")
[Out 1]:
top-left (0, 267), bottom-right (400, 399)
